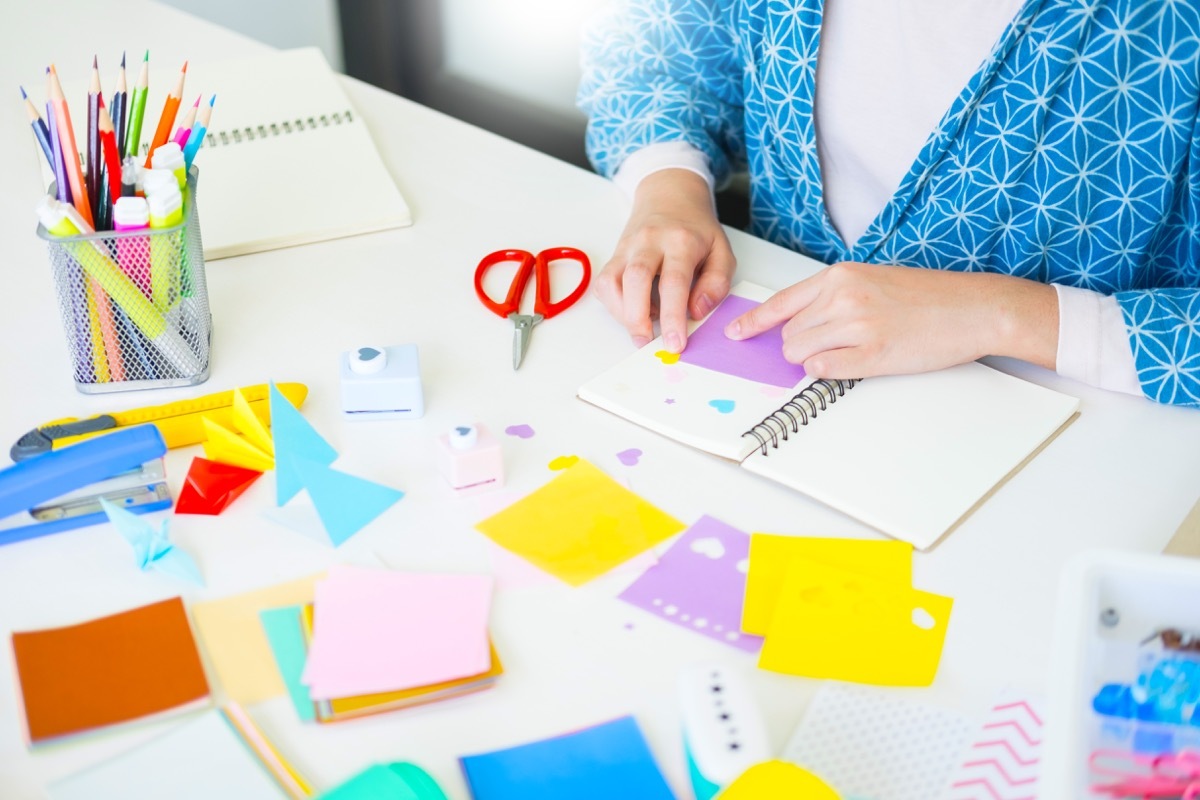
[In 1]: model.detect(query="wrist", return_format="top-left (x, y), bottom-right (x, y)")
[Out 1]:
top-left (633, 169), bottom-right (716, 215)
top-left (982, 274), bottom-right (1059, 369)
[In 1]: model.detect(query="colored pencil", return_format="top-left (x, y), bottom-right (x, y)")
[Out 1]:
top-left (87, 56), bottom-right (101, 222)
top-left (19, 86), bottom-right (54, 167)
top-left (182, 94), bottom-right (214, 170)
top-left (113, 52), bottom-right (128, 160)
top-left (144, 60), bottom-right (186, 166)
top-left (98, 97), bottom-right (122, 209)
top-left (172, 95), bottom-right (200, 147)
top-left (47, 64), bottom-right (93, 228)
top-left (125, 51), bottom-right (148, 160)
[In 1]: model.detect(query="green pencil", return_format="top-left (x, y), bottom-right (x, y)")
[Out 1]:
top-left (124, 50), bottom-right (149, 159)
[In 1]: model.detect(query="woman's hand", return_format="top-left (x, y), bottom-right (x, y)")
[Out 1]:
top-left (725, 262), bottom-right (1059, 377)
top-left (594, 169), bottom-right (737, 351)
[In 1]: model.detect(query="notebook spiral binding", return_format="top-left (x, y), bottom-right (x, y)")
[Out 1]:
top-left (741, 379), bottom-right (859, 456)
top-left (137, 110), bottom-right (355, 156)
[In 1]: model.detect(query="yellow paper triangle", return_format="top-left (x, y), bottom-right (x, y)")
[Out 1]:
top-left (232, 387), bottom-right (274, 455)
top-left (741, 535), bottom-right (913, 636)
top-left (757, 557), bottom-right (953, 686)
top-left (718, 760), bottom-right (841, 799)
top-left (202, 417), bottom-right (275, 472)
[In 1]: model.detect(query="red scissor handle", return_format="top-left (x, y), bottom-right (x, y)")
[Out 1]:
top-left (532, 246), bottom-right (591, 319)
top-left (474, 249), bottom-right (536, 318)
top-left (474, 247), bottom-right (591, 320)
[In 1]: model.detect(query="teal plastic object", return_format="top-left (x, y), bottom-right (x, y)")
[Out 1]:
top-left (685, 735), bottom-right (722, 800)
top-left (318, 762), bottom-right (448, 799)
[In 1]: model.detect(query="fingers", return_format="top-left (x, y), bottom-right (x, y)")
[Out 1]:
top-left (688, 235), bottom-right (735, 321)
top-left (725, 275), bottom-right (821, 340)
top-left (593, 250), bottom-right (657, 347)
top-left (657, 252), bottom-right (695, 352)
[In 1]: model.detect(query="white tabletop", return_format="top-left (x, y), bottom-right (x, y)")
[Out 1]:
top-left (3, 2), bottom-right (1200, 798)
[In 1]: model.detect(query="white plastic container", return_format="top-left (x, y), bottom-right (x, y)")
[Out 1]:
top-left (1043, 550), bottom-right (1200, 798)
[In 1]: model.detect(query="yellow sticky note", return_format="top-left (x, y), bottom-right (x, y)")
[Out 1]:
top-left (718, 760), bottom-right (841, 799)
top-left (758, 557), bottom-right (953, 686)
top-left (202, 417), bottom-right (275, 472)
top-left (474, 459), bottom-right (684, 586)
top-left (741, 534), bottom-right (913, 635)
top-left (232, 387), bottom-right (274, 456)
top-left (191, 575), bottom-right (320, 705)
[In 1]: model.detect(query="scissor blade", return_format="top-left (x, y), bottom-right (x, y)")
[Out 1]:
top-left (509, 313), bottom-right (543, 370)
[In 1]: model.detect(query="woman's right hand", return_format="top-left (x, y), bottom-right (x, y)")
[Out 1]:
top-left (594, 168), bottom-right (737, 351)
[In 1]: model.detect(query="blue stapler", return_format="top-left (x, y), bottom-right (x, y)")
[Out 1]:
top-left (0, 425), bottom-right (171, 546)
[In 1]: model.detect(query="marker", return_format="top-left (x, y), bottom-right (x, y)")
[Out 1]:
top-left (150, 141), bottom-right (186, 189)
top-left (19, 86), bottom-right (53, 168)
top-left (111, 194), bottom-right (158, 379)
top-left (124, 51), bottom-right (148, 160)
top-left (37, 196), bottom-right (202, 378)
top-left (172, 95), bottom-right (201, 147)
top-left (47, 64), bottom-right (94, 227)
top-left (144, 60), bottom-right (186, 167)
top-left (145, 171), bottom-right (183, 312)
top-left (182, 94), bottom-right (214, 171)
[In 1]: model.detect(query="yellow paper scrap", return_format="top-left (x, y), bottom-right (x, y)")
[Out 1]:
top-left (232, 387), bottom-right (274, 456)
top-left (474, 459), bottom-right (684, 586)
top-left (202, 416), bottom-right (274, 472)
top-left (741, 534), bottom-right (913, 635)
top-left (191, 575), bottom-right (320, 705)
top-left (718, 760), bottom-right (841, 799)
top-left (758, 557), bottom-right (952, 686)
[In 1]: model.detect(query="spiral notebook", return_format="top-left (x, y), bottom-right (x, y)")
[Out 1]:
top-left (39, 47), bottom-right (411, 259)
top-left (577, 282), bottom-right (1081, 549)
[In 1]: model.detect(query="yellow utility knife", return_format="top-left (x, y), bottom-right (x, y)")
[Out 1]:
top-left (10, 383), bottom-right (308, 462)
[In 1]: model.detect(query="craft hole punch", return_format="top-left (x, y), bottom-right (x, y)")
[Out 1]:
top-left (678, 663), bottom-right (770, 800)
top-left (340, 344), bottom-right (424, 420)
top-left (0, 425), bottom-right (171, 546)
top-left (435, 424), bottom-right (504, 495)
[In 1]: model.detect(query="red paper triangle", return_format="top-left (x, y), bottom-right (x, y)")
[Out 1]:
top-left (175, 457), bottom-right (263, 515)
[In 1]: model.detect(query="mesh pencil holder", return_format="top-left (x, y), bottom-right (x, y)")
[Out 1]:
top-left (36, 169), bottom-right (212, 393)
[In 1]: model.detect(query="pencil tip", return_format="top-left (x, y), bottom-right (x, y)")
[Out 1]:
top-left (182, 61), bottom-right (188, 72)
top-left (93, 55), bottom-right (98, 69)
top-left (143, 50), bottom-right (149, 61)
top-left (121, 51), bottom-right (126, 68)
top-left (209, 94), bottom-right (217, 105)
top-left (193, 94), bottom-right (201, 106)
top-left (19, 85), bottom-right (26, 99)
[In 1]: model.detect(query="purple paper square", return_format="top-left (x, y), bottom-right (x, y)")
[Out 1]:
top-left (679, 295), bottom-right (807, 388)
top-left (618, 515), bottom-right (762, 653)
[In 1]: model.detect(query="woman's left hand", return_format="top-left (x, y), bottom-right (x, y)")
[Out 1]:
top-left (724, 262), bottom-right (1060, 378)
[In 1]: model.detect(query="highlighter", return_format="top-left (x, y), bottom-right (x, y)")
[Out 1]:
top-left (145, 174), bottom-right (183, 313)
top-left (37, 196), bottom-right (201, 378)
top-left (150, 142), bottom-right (186, 190)
top-left (113, 196), bottom-right (151, 296)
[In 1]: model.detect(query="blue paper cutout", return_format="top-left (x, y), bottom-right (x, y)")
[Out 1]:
top-left (459, 716), bottom-right (675, 800)
top-left (291, 457), bottom-right (404, 546)
top-left (259, 605), bottom-right (315, 722)
top-left (269, 381), bottom-right (338, 506)
top-left (100, 499), bottom-right (204, 586)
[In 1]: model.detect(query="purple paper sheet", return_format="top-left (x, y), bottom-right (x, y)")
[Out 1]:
top-left (618, 515), bottom-right (763, 653)
top-left (679, 295), bottom-right (807, 388)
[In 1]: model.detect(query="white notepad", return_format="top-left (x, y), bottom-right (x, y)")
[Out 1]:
top-left (38, 47), bottom-right (412, 259)
top-left (577, 282), bottom-right (1081, 549)
top-left (48, 709), bottom-right (292, 800)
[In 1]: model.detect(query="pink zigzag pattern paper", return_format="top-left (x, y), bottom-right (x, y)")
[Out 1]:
top-left (944, 697), bottom-right (1044, 800)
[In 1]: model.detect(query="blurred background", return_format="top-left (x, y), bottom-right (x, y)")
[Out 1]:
top-left (160, 0), bottom-right (749, 225)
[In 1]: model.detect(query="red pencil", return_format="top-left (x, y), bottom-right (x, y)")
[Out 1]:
top-left (98, 96), bottom-right (122, 210)
top-left (144, 60), bottom-right (186, 167)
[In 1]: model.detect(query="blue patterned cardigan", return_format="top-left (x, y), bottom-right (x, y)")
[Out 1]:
top-left (579, 0), bottom-right (1200, 406)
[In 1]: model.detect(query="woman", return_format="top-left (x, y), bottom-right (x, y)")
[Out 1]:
top-left (578, 0), bottom-right (1200, 406)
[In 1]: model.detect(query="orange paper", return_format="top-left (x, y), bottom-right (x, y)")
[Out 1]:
top-left (12, 597), bottom-right (210, 743)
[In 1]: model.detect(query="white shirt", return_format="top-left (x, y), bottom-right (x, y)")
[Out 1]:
top-left (612, 0), bottom-right (1142, 396)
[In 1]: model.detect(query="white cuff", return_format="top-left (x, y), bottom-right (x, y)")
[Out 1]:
top-left (1054, 284), bottom-right (1141, 396)
top-left (612, 142), bottom-right (716, 200)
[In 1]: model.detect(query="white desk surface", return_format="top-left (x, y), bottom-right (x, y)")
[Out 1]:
top-left (3, 2), bottom-right (1200, 798)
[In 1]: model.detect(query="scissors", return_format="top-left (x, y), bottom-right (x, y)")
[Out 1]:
top-left (474, 247), bottom-right (591, 370)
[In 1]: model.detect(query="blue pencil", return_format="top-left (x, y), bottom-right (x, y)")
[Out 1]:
top-left (20, 86), bottom-right (54, 169)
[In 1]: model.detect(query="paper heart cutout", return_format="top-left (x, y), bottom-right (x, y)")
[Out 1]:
top-left (690, 536), bottom-right (726, 559)
top-left (708, 399), bottom-right (736, 414)
top-left (455, 426), bottom-right (472, 436)
top-left (548, 455), bottom-right (580, 471)
top-left (735, 558), bottom-right (749, 574)
top-left (654, 350), bottom-right (680, 365)
top-left (358, 347), bottom-right (381, 360)
top-left (616, 448), bottom-right (642, 466)
top-left (504, 424), bottom-right (535, 439)
top-left (664, 366), bottom-right (686, 384)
